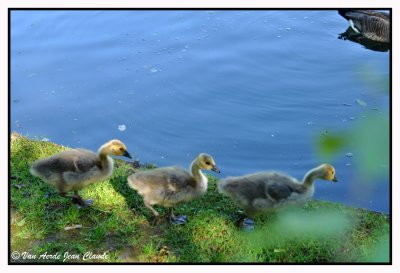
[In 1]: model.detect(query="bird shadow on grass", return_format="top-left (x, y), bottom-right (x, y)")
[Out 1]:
top-left (107, 162), bottom-right (154, 220)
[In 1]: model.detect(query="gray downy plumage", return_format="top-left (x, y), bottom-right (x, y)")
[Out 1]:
top-left (30, 139), bottom-right (132, 206)
top-left (30, 149), bottom-right (112, 193)
top-left (127, 153), bottom-right (219, 223)
top-left (218, 164), bottom-right (337, 217)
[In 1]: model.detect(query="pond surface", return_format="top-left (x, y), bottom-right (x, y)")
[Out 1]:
top-left (10, 10), bottom-right (390, 212)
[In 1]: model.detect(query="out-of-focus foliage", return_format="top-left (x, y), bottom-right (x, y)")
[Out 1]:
top-left (317, 64), bottom-right (389, 182)
top-left (318, 132), bottom-right (349, 158)
top-left (362, 234), bottom-right (390, 262)
top-left (351, 115), bottom-right (389, 179)
top-left (357, 63), bottom-right (389, 94)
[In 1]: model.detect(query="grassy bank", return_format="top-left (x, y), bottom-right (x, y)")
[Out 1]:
top-left (9, 133), bottom-right (390, 263)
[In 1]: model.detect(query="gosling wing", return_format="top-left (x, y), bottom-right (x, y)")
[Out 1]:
top-left (72, 150), bottom-right (101, 173)
top-left (130, 167), bottom-right (194, 192)
top-left (161, 167), bottom-right (195, 191)
top-left (266, 183), bottom-right (298, 201)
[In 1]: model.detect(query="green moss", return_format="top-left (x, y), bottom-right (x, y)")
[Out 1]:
top-left (9, 133), bottom-right (390, 263)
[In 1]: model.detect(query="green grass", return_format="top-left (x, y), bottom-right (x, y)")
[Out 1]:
top-left (9, 133), bottom-right (390, 263)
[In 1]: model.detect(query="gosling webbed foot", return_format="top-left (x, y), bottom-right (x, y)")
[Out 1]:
top-left (167, 208), bottom-right (187, 225)
top-left (72, 196), bottom-right (93, 208)
top-left (59, 192), bottom-right (92, 207)
top-left (70, 191), bottom-right (92, 208)
top-left (76, 198), bottom-right (94, 208)
top-left (169, 215), bottom-right (187, 225)
top-left (238, 217), bottom-right (255, 231)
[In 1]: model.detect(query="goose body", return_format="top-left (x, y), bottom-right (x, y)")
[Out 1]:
top-left (129, 166), bottom-right (207, 207)
top-left (338, 9), bottom-right (390, 43)
top-left (218, 164), bottom-right (337, 220)
top-left (30, 139), bottom-right (132, 206)
top-left (128, 153), bottom-right (219, 223)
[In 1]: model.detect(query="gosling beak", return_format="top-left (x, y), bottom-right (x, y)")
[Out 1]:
top-left (332, 176), bottom-right (338, 182)
top-left (123, 150), bottom-right (132, 159)
top-left (211, 166), bottom-right (220, 173)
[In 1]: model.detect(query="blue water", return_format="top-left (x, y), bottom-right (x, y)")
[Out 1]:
top-left (10, 10), bottom-right (390, 213)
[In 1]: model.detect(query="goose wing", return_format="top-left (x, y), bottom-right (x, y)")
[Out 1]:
top-left (338, 10), bottom-right (390, 42)
top-left (162, 168), bottom-right (195, 192)
top-left (50, 149), bottom-right (99, 173)
top-left (339, 10), bottom-right (389, 21)
top-left (72, 149), bottom-right (100, 172)
top-left (129, 167), bottom-right (194, 193)
top-left (266, 183), bottom-right (298, 201)
top-left (30, 149), bottom-right (99, 181)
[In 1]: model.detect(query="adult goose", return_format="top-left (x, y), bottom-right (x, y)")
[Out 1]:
top-left (338, 9), bottom-right (390, 43)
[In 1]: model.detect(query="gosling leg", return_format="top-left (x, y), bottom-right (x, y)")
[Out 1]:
top-left (59, 192), bottom-right (80, 204)
top-left (144, 202), bottom-right (160, 225)
top-left (168, 208), bottom-right (175, 223)
top-left (73, 191), bottom-right (94, 207)
top-left (59, 192), bottom-right (93, 207)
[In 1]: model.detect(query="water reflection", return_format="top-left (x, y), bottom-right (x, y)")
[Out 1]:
top-left (338, 27), bottom-right (390, 52)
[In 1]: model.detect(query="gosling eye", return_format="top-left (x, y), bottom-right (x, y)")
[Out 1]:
top-left (205, 162), bottom-right (211, 165)
top-left (119, 148), bottom-right (124, 151)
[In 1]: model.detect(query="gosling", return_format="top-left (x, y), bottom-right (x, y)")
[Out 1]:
top-left (127, 153), bottom-right (219, 224)
top-left (30, 139), bottom-right (132, 206)
top-left (218, 164), bottom-right (337, 229)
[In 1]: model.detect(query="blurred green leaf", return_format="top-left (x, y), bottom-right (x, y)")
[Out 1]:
top-left (317, 132), bottom-right (349, 158)
top-left (363, 234), bottom-right (390, 262)
top-left (357, 64), bottom-right (389, 94)
top-left (350, 114), bottom-right (389, 179)
top-left (276, 208), bottom-right (352, 238)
